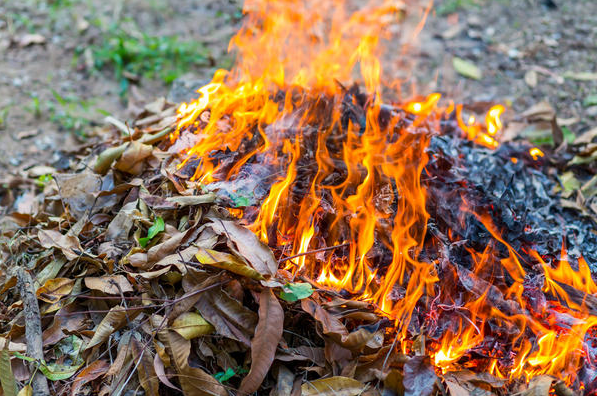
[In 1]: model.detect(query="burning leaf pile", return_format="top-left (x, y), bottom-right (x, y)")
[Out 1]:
top-left (0, 1), bottom-right (596, 396)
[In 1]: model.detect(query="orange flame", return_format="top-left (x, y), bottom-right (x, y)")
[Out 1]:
top-left (172, 0), bottom-right (593, 386)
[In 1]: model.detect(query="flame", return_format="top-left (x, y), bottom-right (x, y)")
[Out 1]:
top-left (171, 0), bottom-right (594, 387)
top-left (529, 147), bottom-right (544, 160)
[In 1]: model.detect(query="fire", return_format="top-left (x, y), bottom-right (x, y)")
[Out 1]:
top-left (172, 0), bottom-right (595, 388)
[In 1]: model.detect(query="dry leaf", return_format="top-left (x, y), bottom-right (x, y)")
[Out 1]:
top-left (84, 275), bottom-right (134, 295)
top-left (85, 306), bottom-right (138, 350)
top-left (403, 356), bottom-right (437, 396)
top-left (17, 33), bottom-right (46, 47)
top-left (38, 230), bottom-right (83, 261)
top-left (207, 218), bottom-right (278, 276)
top-left (70, 360), bottom-right (109, 396)
top-left (195, 248), bottom-right (265, 280)
top-left (114, 141), bottom-right (153, 174)
top-left (131, 339), bottom-right (160, 396)
top-left (239, 289), bottom-right (284, 394)
top-left (301, 376), bottom-right (365, 396)
top-left (172, 312), bottom-right (215, 339)
top-left (36, 278), bottom-right (74, 304)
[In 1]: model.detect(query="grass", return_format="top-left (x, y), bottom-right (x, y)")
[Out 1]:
top-left (47, 90), bottom-right (93, 138)
top-left (78, 19), bottom-right (211, 97)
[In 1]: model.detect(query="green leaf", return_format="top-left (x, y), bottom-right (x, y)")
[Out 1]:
top-left (279, 282), bottom-right (314, 302)
top-left (452, 57), bottom-right (482, 80)
top-left (562, 126), bottom-right (575, 144)
top-left (214, 368), bottom-right (236, 383)
top-left (139, 216), bottom-right (165, 247)
top-left (39, 361), bottom-right (83, 381)
top-left (583, 94), bottom-right (597, 107)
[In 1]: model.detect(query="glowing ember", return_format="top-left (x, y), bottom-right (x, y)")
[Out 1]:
top-left (171, 0), bottom-right (596, 389)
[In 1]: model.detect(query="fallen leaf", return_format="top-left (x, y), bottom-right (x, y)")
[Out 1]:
top-left (36, 278), bottom-right (74, 304)
top-left (85, 306), bottom-right (138, 350)
top-left (172, 312), bottom-right (215, 339)
top-left (562, 71), bottom-right (596, 81)
top-left (161, 330), bottom-right (227, 396)
top-left (38, 230), bottom-right (83, 261)
top-left (17, 33), bottom-right (46, 47)
top-left (196, 248), bottom-right (265, 280)
top-left (195, 288), bottom-right (258, 346)
top-left (114, 141), bottom-right (153, 174)
top-left (207, 218), bottom-right (278, 276)
top-left (239, 289), bottom-right (284, 394)
top-left (131, 339), bottom-right (160, 396)
top-left (153, 351), bottom-right (181, 391)
top-left (518, 375), bottom-right (555, 396)
top-left (452, 57), bottom-right (482, 80)
top-left (301, 376), bottom-right (365, 396)
top-left (139, 216), bottom-right (165, 247)
top-left (167, 194), bottom-right (217, 206)
top-left (279, 282), bottom-right (313, 302)
top-left (84, 275), bottom-right (134, 295)
top-left (524, 70), bottom-right (538, 87)
top-left (403, 356), bottom-right (437, 396)
top-left (16, 385), bottom-right (31, 396)
top-left (70, 360), bottom-right (109, 396)
top-left (39, 361), bottom-right (83, 381)
top-left (0, 347), bottom-right (17, 396)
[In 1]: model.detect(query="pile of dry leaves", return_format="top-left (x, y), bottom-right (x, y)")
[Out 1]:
top-left (0, 97), bottom-right (593, 396)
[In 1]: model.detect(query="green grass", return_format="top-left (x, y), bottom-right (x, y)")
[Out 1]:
top-left (79, 20), bottom-right (211, 97)
top-left (436, 0), bottom-right (479, 15)
top-left (47, 90), bottom-right (93, 138)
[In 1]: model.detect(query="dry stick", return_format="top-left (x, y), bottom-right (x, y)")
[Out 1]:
top-left (277, 242), bottom-right (350, 264)
top-left (17, 267), bottom-right (50, 396)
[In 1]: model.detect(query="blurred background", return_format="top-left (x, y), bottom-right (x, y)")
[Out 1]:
top-left (0, 0), bottom-right (595, 170)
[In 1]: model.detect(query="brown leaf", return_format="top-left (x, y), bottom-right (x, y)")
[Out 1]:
top-left (239, 289), bottom-right (284, 394)
top-left (42, 304), bottom-right (86, 346)
top-left (114, 141), bottom-right (153, 174)
top-left (85, 306), bottom-right (138, 350)
top-left (195, 248), bottom-right (265, 280)
top-left (207, 218), bottom-right (278, 276)
top-left (161, 330), bottom-right (227, 396)
top-left (38, 230), bottom-right (83, 261)
top-left (403, 356), bottom-right (437, 396)
top-left (195, 288), bottom-right (258, 346)
top-left (131, 339), bottom-right (160, 396)
top-left (36, 278), bottom-right (74, 304)
top-left (153, 351), bottom-right (181, 392)
top-left (301, 376), bottom-right (365, 396)
top-left (105, 200), bottom-right (142, 241)
top-left (84, 275), bottom-right (133, 295)
top-left (301, 298), bottom-right (348, 337)
top-left (70, 360), bottom-right (110, 396)
top-left (272, 365), bottom-right (295, 396)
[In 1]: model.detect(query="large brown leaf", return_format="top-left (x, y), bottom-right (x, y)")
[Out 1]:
top-left (38, 230), bottom-right (83, 261)
top-left (161, 330), bottom-right (227, 396)
top-left (85, 306), bottom-right (139, 350)
top-left (207, 218), bottom-right (278, 276)
top-left (238, 289), bottom-right (284, 395)
top-left (195, 288), bottom-right (258, 346)
top-left (84, 275), bottom-right (133, 295)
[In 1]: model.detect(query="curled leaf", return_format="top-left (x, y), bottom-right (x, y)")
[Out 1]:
top-left (139, 216), bottom-right (165, 247)
top-left (195, 248), bottom-right (265, 280)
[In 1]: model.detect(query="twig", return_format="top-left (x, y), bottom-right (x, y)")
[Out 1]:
top-left (17, 267), bottom-right (50, 396)
top-left (278, 242), bottom-right (350, 264)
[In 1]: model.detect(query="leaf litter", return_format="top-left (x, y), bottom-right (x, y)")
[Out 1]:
top-left (0, 89), bottom-right (594, 396)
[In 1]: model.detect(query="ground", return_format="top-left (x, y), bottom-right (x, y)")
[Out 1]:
top-left (0, 0), bottom-right (595, 173)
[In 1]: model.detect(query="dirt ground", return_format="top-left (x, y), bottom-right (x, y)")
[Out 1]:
top-left (0, 0), bottom-right (595, 175)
